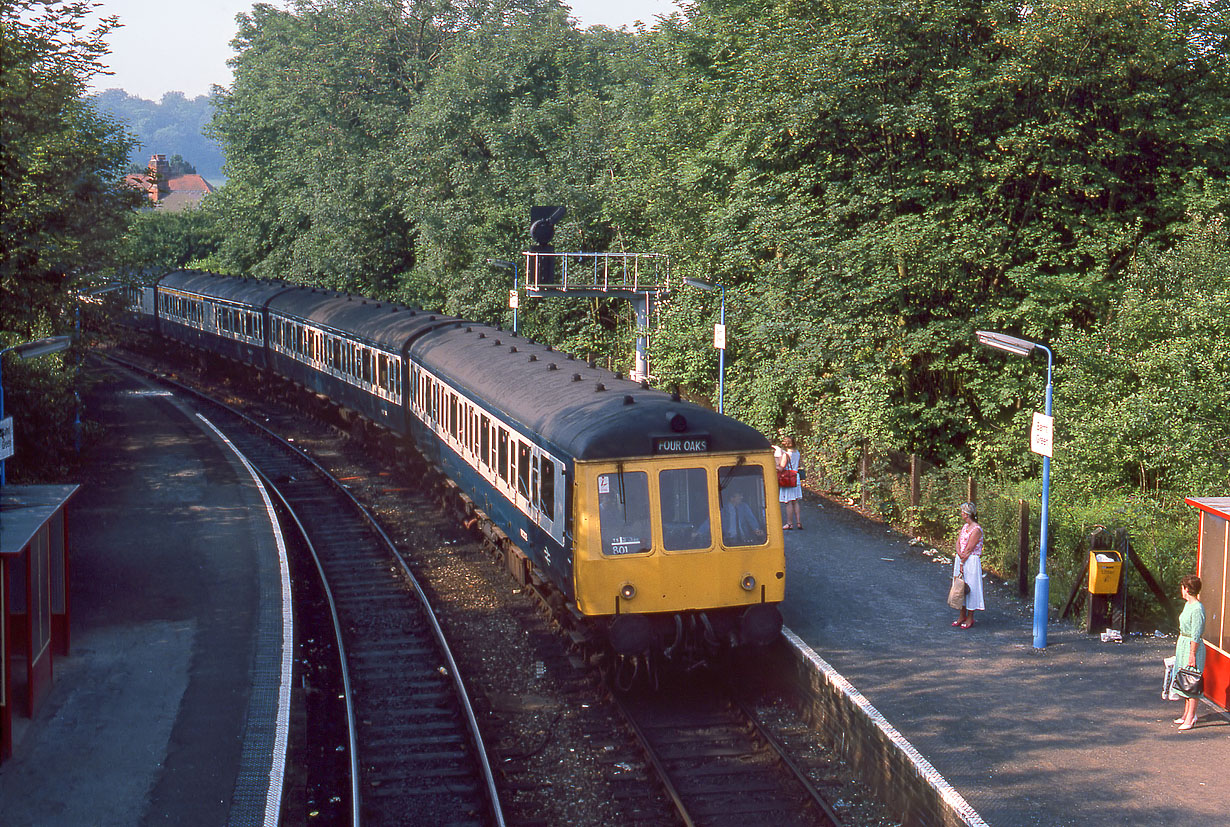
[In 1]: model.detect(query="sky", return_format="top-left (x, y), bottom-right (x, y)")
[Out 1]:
top-left (89, 0), bottom-right (681, 101)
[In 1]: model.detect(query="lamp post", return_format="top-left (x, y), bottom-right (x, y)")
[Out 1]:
top-left (1, 336), bottom-right (73, 487)
top-left (684, 277), bottom-right (725, 414)
top-left (976, 330), bottom-right (1054, 649)
top-left (486, 258), bottom-right (519, 334)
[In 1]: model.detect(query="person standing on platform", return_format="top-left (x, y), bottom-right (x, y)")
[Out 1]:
top-left (1171, 574), bottom-right (1206, 731)
top-left (952, 502), bottom-right (985, 628)
top-left (775, 435), bottom-right (803, 530)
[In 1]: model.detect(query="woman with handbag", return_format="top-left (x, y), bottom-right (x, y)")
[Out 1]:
top-left (1171, 574), bottom-right (1206, 731)
top-left (775, 436), bottom-right (803, 530)
top-left (952, 502), bottom-right (985, 628)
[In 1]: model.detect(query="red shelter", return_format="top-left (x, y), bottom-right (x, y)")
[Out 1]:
top-left (1, 484), bottom-right (77, 762)
top-left (1184, 496), bottom-right (1229, 711)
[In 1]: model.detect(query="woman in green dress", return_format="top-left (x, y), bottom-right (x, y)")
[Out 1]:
top-left (1172, 574), bottom-right (1206, 731)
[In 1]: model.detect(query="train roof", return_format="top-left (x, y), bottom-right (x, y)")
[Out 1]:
top-left (159, 270), bottom-right (292, 306)
top-left (412, 323), bottom-right (770, 461)
top-left (266, 285), bottom-right (455, 348)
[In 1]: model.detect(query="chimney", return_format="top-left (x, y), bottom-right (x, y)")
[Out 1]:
top-left (149, 154), bottom-right (170, 196)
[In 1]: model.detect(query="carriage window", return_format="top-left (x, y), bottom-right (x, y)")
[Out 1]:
top-left (498, 428), bottom-right (509, 483)
top-left (598, 471), bottom-right (651, 555)
top-left (659, 468), bottom-right (710, 550)
top-left (718, 464), bottom-right (768, 547)
top-left (449, 394), bottom-right (458, 438)
top-left (540, 457), bottom-right (555, 521)
top-left (517, 441), bottom-right (531, 497)
top-left (480, 415), bottom-right (490, 466)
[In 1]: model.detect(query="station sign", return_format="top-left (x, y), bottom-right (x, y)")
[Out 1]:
top-left (652, 434), bottom-right (710, 454)
top-left (0, 416), bottom-right (13, 461)
top-left (508, 290), bottom-right (519, 309)
top-left (713, 323), bottom-right (726, 350)
top-left (1030, 412), bottom-right (1053, 458)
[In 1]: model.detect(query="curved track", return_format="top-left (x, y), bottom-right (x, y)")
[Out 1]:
top-left (107, 355), bottom-right (504, 826)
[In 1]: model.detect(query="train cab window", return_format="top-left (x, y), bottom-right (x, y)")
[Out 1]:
top-left (659, 468), bottom-right (711, 550)
top-left (516, 441), bottom-right (531, 497)
top-left (717, 464), bottom-right (769, 547)
top-left (540, 457), bottom-right (555, 520)
top-left (498, 428), bottom-right (509, 483)
top-left (598, 471), bottom-right (651, 555)
top-left (480, 415), bottom-right (490, 467)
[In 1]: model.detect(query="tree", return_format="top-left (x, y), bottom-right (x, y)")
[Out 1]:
top-left (207, 0), bottom-right (448, 294)
top-left (0, 0), bottom-right (140, 480)
top-left (1, 0), bottom-right (141, 337)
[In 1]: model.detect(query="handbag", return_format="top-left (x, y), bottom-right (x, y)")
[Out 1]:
top-left (1173, 666), bottom-right (1204, 695)
top-left (947, 573), bottom-right (968, 610)
top-left (777, 468), bottom-right (798, 488)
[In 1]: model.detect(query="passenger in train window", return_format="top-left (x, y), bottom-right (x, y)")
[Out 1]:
top-left (720, 489), bottom-right (765, 546)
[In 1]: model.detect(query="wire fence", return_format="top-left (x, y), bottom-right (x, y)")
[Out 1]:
top-left (799, 440), bottom-right (1195, 631)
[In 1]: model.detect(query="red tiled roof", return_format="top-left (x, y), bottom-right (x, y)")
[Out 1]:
top-left (166, 174), bottom-right (214, 193)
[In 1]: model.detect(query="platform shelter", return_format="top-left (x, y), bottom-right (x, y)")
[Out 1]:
top-left (1, 484), bottom-right (77, 762)
top-left (1184, 496), bottom-right (1230, 711)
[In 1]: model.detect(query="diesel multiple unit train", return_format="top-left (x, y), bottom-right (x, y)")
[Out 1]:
top-left (128, 270), bottom-right (785, 672)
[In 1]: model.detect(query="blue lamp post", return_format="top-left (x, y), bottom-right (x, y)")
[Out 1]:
top-left (976, 330), bottom-right (1054, 649)
top-left (684, 277), bottom-right (725, 414)
top-left (486, 258), bottom-right (519, 334)
top-left (1, 335), bottom-right (73, 487)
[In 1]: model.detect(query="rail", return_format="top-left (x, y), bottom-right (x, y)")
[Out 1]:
top-left (522, 251), bottom-right (670, 293)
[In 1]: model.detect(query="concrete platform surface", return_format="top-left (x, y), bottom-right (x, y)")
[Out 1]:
top-left (781, 494), bottom-right (1229, 826)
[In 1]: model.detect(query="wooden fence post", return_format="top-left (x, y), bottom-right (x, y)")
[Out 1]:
top-left (861, 440), bottom-right (870, 509)
top-left (910, 453), bottom-right (921, 532)
top-left (1018, 499), bottom-right (1030, 597)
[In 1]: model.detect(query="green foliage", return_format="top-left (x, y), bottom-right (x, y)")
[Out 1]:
top-left (1, 0), bottom-right (139, 481)
top-left (1056, 217), bottom-right (1230, 496)
top-left (1, 0), bottom-right (141, 336)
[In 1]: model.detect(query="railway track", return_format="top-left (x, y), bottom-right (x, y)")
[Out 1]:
top-left (106, 355), bottom-right (503, 826)
top-left (611, 671), bottom-right (845, 827)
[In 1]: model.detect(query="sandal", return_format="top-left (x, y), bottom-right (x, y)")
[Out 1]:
top-left (951, 620), bottom-right (963, 627)
top-left (1174, 717), bottom-right (1187, 724)
top-left (782, 524), bottom-right (793, 530)
top-left (1178, 721), bottom-right (1194, 731)
top-left (960, 620), bottom-right (974, 629)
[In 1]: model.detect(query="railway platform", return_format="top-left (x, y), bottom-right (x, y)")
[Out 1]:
top-left (0, 362), bottom-right (290, 826)
top-left (781, 493), bottom-right (1229, 827)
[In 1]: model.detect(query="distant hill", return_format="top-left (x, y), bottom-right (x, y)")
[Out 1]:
top-left (92, 89), bottom-right (226, 185)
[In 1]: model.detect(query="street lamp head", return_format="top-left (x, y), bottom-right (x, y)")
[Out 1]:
top-left (684, 277), bottom-right (719, 291)
top-left (975, 330), bottom-right (1037, 358)
top-left (3, 336), bottom-right (72, 360)
top-left (486, 258), bottom-right (514, 271)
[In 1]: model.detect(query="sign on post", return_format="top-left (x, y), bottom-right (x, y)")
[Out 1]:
top-left (713, 323), bottom-right (726, 350)
top-left (0, 416), bottom-right (13, 461)
top-left (508, 290), bottom-right (519, 309)
top-left (1030, 412), bottom-right (1053, 458)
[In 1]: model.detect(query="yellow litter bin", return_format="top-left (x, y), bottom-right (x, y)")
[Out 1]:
top-left (1089, 550), bottom-right (1123, 594)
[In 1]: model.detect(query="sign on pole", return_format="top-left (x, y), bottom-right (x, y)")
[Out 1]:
top-left (713, 323), bottom-right (726, 350)
top-left (508, 290), bottom-right (519, 309)
top-left (1030, 412), bottom-right (1054, 458)
top-left (0, 416), bottom-right (13, 461)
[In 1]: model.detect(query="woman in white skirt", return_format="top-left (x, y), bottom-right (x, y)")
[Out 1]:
top-left (953, 501), bottom-right (985, 628)
top-left (775, 436), bottom-right (803, 529)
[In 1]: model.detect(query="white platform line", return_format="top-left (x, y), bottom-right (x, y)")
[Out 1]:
top-left (197, 414), bottom-right (293, 826)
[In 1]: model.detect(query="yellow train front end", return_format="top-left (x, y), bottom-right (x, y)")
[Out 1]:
top-left (571, 449), bottom-right (785, 661)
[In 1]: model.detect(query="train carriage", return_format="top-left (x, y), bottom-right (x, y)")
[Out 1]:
top-left (264, 288), bottom-right (454, 436)
top-left (156, 270), bottom-right (286, 367)
top-left (411, 323), bottom-right (786, 659)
